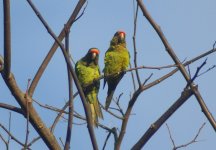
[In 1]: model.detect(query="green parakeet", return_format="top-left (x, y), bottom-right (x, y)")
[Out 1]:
top-left (75, 48), bottom-right (103, 127)
top-left (103, 31), bottom-right (130, 110)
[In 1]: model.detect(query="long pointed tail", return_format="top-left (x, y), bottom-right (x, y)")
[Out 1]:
top-left (105, 89), bottom-right (115, 110)
top-left (90, 99), bottom-right (103, 127)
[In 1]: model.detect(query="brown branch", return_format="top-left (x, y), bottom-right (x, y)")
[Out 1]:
top-left (24, 79), bottom-right (31, 149)
top-left (28, 0), bottom-right (87, 97)
top-left (129, 63), bottom-right (136, 92)
top-left (131, 87), bottom-right (194, 150)
top-left (3, 0), bottom-right (11, 78)
top-left (64, 27), bottom-right (73, 150)
top-left (3, 1), bottom-right (61, 148)
top-left (83, 63), bottom-right (177, 89)
top-left (26, 1), bottom-right (98, 148)
top-left (100, 103), bottom-right (124, 120)
top-left (133, 2), bottom-right (141, 87)
top-left (0, 133), bottom-right (8, 150)
top-left (0, 55), bottom-right (4, 72)
top-left (0, 103), bottom-right (24, 115)
top-left (113, 93), bottom-right (125, 117)
top-left (142, 48), bottom-right (216, 92)
top-left (2, 73), bottom-right (61, 149)
top-left (115, 88), bottom-right (142, 150)
top-left (7, 112), bottom-right (11, 147)
top-left (137, 0), bottom-right (216, 131)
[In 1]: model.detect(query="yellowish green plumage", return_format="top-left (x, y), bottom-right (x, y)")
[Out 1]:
top-left (103, 31), bottom-right (130, 110)
top-left (75, 48), bottom-right (103, 127)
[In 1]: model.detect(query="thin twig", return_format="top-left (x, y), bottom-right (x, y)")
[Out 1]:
top-left (0, 133), bottom-right (8, 150)
top-left (186, 58), bottom-right (207, 87)
top-left (24, 79), bottom-right (31, 149)
top-left (7, 112), bottom-right (11, 148)
top-left (129, 63), bottom-right (136, 92)
top-left (166, 124), bottom-right (176, 148)
top-left (0, 123), bottom-right (25, 147)
top-left (113, 93), bottom-right (125, 117)
top-left (142, 73), bottom-right (153, 86)
top-left (197, 65), bottom-right (216, 77)
top-left (166, 123), bottom-right (206, 150)
top-left (133, 1), bottom-right (142, 87)
top-left (100, 103), bottom-right (124, 120)
top-left (102, 131), bottom-right (112, 150)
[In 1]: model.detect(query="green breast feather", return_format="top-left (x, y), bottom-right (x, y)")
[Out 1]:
top-left (76, 61), bottom-right (100, 86)
top-left (104, 45), bottom-right (130, 75)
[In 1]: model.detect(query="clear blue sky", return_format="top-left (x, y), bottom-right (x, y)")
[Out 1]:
top-left (0, 0), bottom-right (216, 149)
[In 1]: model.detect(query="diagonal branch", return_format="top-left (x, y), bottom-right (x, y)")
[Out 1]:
top-left (137, 0), bottom-right (216, 131)
top-left (2, 73), bottom-right (61, 149)
top-left (131, 87), bottom-right (194, 149)
top-left (64, 27), bottom-right (73, 150)
top-left (28, 0), bottom-right (87, 97)
top-left (3, 0), bottom-right (11, 78)
top-left (0, 123), bottom-right (25, 147)
top-left (0, 102), bottom-right (24, 115)
top-left (3, 1), bottom-right (61, 149)
top-left (26, 1), bottom-right (98, 149)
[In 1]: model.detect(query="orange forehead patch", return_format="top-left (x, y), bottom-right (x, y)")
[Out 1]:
top-left (118, 31), bottom-right (126, 35)
top-left (90, 49), bottom-right (100, 54)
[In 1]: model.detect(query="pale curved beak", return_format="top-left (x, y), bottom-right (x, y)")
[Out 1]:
top-left (119, 32), bottom-right (125, 42)
top-left (92, 52), bottom-right (97, 59)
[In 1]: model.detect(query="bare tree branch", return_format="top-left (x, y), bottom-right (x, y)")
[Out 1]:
top-left (0, 123), bottom-right (25, 147)
top-left (132, 2), bottom-right (141, 87)
top-left (3, 0), bottom-right (11, 78)
top-left (28, 0), bottom-right (87, 97)
top-left (2, 0), bottom-right (61, 148)
top-left (0, 103), bottom-right (24, 115)
top-left (24, 79), bottom-right (31, 150)
top-left (197, 65), bottom-right (216, 77)
top-left (166, 124), bottom-right (176, 148)
top-left (137, 0), bottom-right (216, 131)
top-left (26, 1), bottom-right (99, 149)
top-left (131, 87), bottom-right (194, 149)
top-left (0, 133), bottom-right (9, 150)
top-left (166, 123), bottom-right (206, 150)
top-left (64, 27), bottom-right (73, 150)
top-left (186, 58), bottom-right (207, 87)
top-left (129, 63), bottom-right (136, 92)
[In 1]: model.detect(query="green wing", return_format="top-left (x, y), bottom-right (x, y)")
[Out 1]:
top-left (75, 60), bottom-right (103, 126)
top-left (103, 45), bottom-right (130, 109)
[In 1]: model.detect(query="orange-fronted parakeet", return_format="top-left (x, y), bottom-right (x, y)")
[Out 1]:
top-left (103, 31), bottom-right (130, 110)
top-left (75, 48), bottom-right (103, 127)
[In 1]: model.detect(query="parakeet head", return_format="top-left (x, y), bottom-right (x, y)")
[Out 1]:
top-left (111, 31), bottom-right (126, 46)
top-left (85, 48), bottom-right (100, 65)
